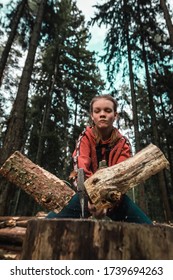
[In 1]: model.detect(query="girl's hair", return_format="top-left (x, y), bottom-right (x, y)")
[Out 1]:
top-left (90, 94), bottom-right (118, 113)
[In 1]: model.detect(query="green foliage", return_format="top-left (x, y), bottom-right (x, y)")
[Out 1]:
top-left (91, 0), bottom-right (173, 222)
top-left (25, 0), bottom-right (105, 181)
top-left (0, 0), bottom-right (172, 220)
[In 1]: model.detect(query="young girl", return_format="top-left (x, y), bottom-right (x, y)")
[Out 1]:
top-left (47, 94), bottom-right (152, 224)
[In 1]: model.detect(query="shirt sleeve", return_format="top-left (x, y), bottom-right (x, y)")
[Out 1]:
top-left (116, 140), bottom-right (132, 164)
top-left (72, 134), bottom-right (93, 180)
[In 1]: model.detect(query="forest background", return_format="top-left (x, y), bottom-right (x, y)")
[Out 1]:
top-left (0, 0), bottom-right (172, 223)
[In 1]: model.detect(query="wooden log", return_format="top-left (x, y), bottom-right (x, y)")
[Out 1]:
top-left (0, 226), bottom-right (26, 244)
top-left (0, 216), bottom-right (34, 222)
top-left (84, 143), bottom-right (170, 210)
top-left (0, 226), bottom-right (26, 260)
top-left (0, 230), bottom-right (24, 260)
top-left (21, 219), bottom-right (173, 260)
top-left (0, 144), bottom-right (169, 213)
top-left (0, 225), bottom-right (26, 259)
top-left (0, 216), bottom-right (45, 260)
top-left (0, 151), bottom-right (75, 213)
top-left (0, 247), bottom-right (21, 260)
top-left (0, 243), bottom-right (22, 252)
top-left (0, 216), bottom-right (45, 229)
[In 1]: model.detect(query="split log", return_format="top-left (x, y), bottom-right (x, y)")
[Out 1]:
top-left (0, 144), bottom-right (169, 213)
top-left (84, 143), bottom-right (170, 210)
top-left (0, 151), bottom-right (75, 213)
top-left (21, 219), bottom-right (173, 260)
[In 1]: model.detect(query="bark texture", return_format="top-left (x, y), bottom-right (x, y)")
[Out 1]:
top-left (0, 151), bottom-right (75, 213)
top-left (84, 143), bottom-right (169, 210)
top-left (0, 226), bottom-right (25, 244)
top-left (0, 215), bottom-right (45, 260)
top-left (0, 144), bottom-right (169, 213)
top-left (21, 219), bottom-right (173, 260)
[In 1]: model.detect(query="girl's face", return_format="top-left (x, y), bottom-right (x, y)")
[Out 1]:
top-left (91, 98), bottom-right (117, 130)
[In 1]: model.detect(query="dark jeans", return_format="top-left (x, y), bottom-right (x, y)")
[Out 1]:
top-left (46, 193), bottom-right (152, 224)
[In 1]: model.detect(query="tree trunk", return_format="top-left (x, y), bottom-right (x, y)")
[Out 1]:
top-left (137, 2), bottom-right (172, 222)
top-left (0, 0), bottom-right (47, 166)
top-left (124, 0), bottom-right (146, 212)
top-left (0, 0), bottom-right (27, 86)
top-left (35, 64), bottom-right (57, 165)
top-left (160, 0), bottom-right (173, 47)
top-left (0, 151), bottom-right (75, 213)
top-left (0, 144), bottom-right (169, 213)
top-left (0, 0), bottom-right (47, 216)
top-left (21, 219), bottom-right (173, 260)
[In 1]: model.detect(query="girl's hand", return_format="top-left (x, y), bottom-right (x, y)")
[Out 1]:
top-left (88, 201), bottom-right (107, 219)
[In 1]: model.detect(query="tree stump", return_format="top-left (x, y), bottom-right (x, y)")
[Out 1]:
top-left (21, 219), bottom-right (173, 260)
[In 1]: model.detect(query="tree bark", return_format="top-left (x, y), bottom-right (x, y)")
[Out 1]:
top-left (160, 0), bottom-right (173, 47)
top-left (0, 0), bottom-right (47, 166)
top-left (0, 226), bottom-right (26, 244)
top-left (0, 216), bottom-right (45, 260)
top-left (0, 0), bottom-right (27, 86)
top-left (21, 219), bottom-right (173, 260)
top-left (0, 151), bottom-right (75, 213)
top-left (0, 226), bottom-right (26, 260)
top-left (84, 143), bottom-right (169, 210)
top-left (0, 0), bottom-right (47, 217)
top-left (0, 215), bottom-right (45, 228)
top-left (0, 144), bottom-right (169, 213)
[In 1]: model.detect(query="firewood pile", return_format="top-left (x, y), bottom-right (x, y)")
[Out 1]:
top-left (0, 212), bottom-right (46, 260)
